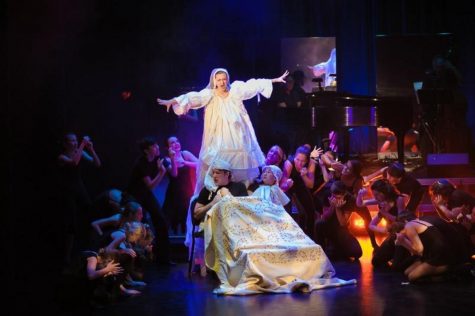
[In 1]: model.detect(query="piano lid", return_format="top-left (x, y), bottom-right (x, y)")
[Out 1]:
top-left (307, 91), bottom-right (382, 107)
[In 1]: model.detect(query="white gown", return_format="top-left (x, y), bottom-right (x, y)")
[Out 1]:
top-left (172, 78), bottom-right (272, 262)
top-left (172, 78), bottom-right (272, 193)
top-left (203, 196), bottom-right (356, 295)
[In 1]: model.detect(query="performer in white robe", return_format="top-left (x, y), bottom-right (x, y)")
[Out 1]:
top-left (157, 68), bottom-right (289, 272)
top-left (158, 68), bottom-right (288, 192)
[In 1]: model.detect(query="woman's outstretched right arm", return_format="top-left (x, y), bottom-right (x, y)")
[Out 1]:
top-left (157, 98), bottom-right (178, 113)
top-left (157, 89), bottom-right (212, 115)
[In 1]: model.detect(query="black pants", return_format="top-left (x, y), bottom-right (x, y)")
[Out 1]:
top-left (354, 206), bottom-right (378, 249)
top-left (292, 188), bottom-right (317, 241)
top-left (372, 234), bottom-right (395, 267)
top-left (372, 234), bottom-right (413, 269)
top-left (138, 193), bottom-right (170, 263)
top-left (315, 219), bottom-right (362, 260)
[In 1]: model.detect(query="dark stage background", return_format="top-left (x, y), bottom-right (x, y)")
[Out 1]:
top-left (6, 0), bottom-right (475, 312)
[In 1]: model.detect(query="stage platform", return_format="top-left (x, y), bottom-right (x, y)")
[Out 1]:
top-left (54, 236), bottom-right (475, 316)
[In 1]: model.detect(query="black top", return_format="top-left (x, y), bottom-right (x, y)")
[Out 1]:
top-left (127, 155), bottom-right (170, 200)
top-left (384, 172), bottom-right (423, 213)
top-left (287, 161), bottom-right (311, 195)
top-left (420, 215), bottom-right (472, 264)
top-left (323, 192), bottom-right (357, 227)
top-left (448, 189), bottom-right (475, 210)
top-left (57, 159), bottom-right (86, 194)
top-left (416, 223), bottom-right (451, 266)
top-left (376, 201), bottom-right (399, 223)
top-left (196, 182), bottom-right (248, 206)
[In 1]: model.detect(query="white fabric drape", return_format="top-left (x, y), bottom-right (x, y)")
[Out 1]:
top-left (204, 196), bottom-right (357, 295)
top-left (251, 184), bottom-right (290, 207)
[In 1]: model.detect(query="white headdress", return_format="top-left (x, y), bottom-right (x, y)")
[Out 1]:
top-left (206, 68), bottom-right (231, 90)
top-left (203, 158), bottom-right (232, 192)
top-left (262, 165), bottom-right (283, 183)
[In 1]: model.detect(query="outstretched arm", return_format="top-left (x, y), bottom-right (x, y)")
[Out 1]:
top-left (232, 70), bottom-right (290, 101)
top-left (157, 88), bottom-right (211, 115)
top-left (356, 188), bottom-right (378, 207)
top-left (157, 98), bottom-right (178, 113)
top-left (271, 70), bottom-right (289, 83)
top-left (363, 166), bottom-right (388, 184)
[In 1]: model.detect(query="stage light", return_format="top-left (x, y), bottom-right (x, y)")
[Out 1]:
top-left (121, 90), bottom-right (132, 101)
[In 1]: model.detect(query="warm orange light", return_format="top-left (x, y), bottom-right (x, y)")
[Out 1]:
top-left (354, 218), bottom-right (365, 228)
top-left (380, 218), bottom-right (387, 227)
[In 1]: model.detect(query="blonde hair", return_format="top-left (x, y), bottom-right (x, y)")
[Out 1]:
top-left (124, 221), bottom-right (154, 246)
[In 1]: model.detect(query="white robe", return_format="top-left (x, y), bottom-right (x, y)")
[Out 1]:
top-left (204, 196), bottom-right (356, 295)
top-left (172, 78), bottom-right (272, 194)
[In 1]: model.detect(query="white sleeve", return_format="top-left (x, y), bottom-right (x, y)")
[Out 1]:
top-left (231, 79), bottom-right (273, 101)
top-left (172, 88), bottom-right (213, 115)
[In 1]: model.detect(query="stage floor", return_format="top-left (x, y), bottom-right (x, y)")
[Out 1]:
top-left (56, 237), bottom-right (475, 316)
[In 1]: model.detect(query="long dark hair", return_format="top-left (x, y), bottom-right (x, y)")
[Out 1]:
top-left (429, 179), bottom-right (456, 198)
top-left (371, 179), bottom-right (400, 202)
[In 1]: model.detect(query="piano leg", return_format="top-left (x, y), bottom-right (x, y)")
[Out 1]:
top-left (395, 129), bottom-right (406, 164)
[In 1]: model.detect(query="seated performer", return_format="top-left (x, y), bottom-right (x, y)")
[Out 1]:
top-left (201, 166), bottom-right (356, 295)
top-left (193, 159), bottom-right (248, 223)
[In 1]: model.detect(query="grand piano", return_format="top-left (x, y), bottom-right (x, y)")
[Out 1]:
top-left (306, 91), bottom-right (414, 162)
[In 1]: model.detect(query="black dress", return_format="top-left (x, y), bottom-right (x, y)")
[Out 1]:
top-left (163, 159), bottom-right (195, 234)
top-left (414, 220), bottom-right (451, 266)
top-left (287, 161), bottom-right (316, 240)
top-left (127, 155), bottom-right (171, 263)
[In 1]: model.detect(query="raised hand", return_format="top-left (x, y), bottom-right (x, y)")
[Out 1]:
top-left (329, 196), bottom-right (346, 208)
top-left (105, 260), bottom-right (123, 276)
top-left (284, 178), bottom-right (294, 190)
top-left (83, 136), bottom-right (94, 151)
top-left (357, 188), bottom-right (367, 197)
top-left (156, 158), bottom-right (164, 170)
top-left (156, 98), bottom-right (177, 112)
top-left (168, 148), bottom-right (176, 160)
top-left (310, 146), bottom-right (323, 159)
top-left (271, 70), bottom-right (290, 83)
